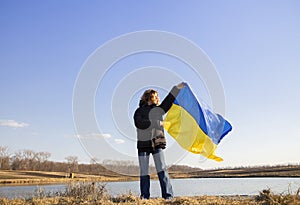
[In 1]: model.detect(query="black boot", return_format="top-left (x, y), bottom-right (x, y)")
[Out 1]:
top-left (140, 175), bottom-right (150, 199)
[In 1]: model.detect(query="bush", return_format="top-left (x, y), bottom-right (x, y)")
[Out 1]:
top-left (61, 181), bottom-right (108, 201)
top-left (255, 188), bottom-right (300, 205)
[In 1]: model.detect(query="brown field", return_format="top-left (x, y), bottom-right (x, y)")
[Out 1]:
top-left (1, 164), bottom-right (300, 186)
top-left (0, 170), bottom-right (137, 186)
top-left (185, 165), bottom-right (300, 178)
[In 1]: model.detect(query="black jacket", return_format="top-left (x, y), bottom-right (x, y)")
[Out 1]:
top-left (133, 86), bottom-right (180, 152)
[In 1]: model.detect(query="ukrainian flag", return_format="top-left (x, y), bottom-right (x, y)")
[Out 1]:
top-left (164, 84), bottom-right (232, 162)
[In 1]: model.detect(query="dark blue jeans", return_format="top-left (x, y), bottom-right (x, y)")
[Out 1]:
top-left (138, 148), bottom-right (174, 199)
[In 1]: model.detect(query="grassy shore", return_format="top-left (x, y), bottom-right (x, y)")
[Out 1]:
top-left (0, 181), bottom-right (299, 205)
top-left (1, 169), bottom-right (300, 204)
top-left (0, 195), bottom-right (266, 205)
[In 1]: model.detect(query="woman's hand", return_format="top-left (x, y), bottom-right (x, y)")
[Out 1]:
top-left (160, 121), bottom-right (171, 130)
top-left (176, 82), bottom-right (185, 89)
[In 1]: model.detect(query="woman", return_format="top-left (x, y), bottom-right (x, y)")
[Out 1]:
top-left (133, 83), bottom-right (184, 199)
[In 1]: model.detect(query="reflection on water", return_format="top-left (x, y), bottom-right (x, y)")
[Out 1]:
top-left (1, 178), bottom-right (300, 199)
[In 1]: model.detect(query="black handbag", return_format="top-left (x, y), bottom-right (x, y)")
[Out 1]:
top-left (152, 134), bottom-right (166, 149)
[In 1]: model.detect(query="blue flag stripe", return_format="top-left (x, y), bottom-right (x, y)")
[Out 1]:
top-left (173, 85), bottom-right (208, 134)
top-left (173, 84), bottom-right (232, 145)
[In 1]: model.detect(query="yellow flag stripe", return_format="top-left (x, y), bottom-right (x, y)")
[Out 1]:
top-left (164, 104), bottom-right (223, 162)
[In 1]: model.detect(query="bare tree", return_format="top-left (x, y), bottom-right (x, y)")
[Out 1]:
top-left (23, 149), bottom-right (36, 170)
top-left (35, 152), bottom-right (51, 170)
top-left (0, 146), bottom-right (10, 170)
top-left (36, 152), bottom-right (51, 162)
top-left (11, 150), bottom-right (25, 170)
top-left (65, 156), bottom-right (78, 173)
top-left (10, 149), bottom-right (37, 170)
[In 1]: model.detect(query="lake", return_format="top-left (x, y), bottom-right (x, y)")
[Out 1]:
top-left (1, 178), bottom-right (300, 199)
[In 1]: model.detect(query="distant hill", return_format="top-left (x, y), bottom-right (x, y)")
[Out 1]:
top-left (179, 164), bottom-right (300, 178)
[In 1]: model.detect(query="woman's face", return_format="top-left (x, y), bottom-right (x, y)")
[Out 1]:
top-left (149, 92), bottom-right (160, 105)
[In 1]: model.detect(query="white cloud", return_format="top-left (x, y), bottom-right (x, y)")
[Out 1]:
top-left (114, 139), bottom-right (125, 144)
top-left (0, 120), bottom-right (29, 128)
top-left (77, 133), bottom-right (112, 139)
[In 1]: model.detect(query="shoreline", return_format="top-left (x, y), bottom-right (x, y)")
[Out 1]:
top-left (0, 170), bottom-right (139, 186)
top-left (2, 176), bottom-right (300, 187)
top-left (1, 169), bottom-right (300, 187)
top-left (1, 164), bottom-right (300, 187)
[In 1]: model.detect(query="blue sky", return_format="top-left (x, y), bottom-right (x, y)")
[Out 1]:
top-left (1, 1), bottom-right (300, 169)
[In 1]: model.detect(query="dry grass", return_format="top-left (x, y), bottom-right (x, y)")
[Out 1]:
top-left (0, 195), bottom-right (290, 205)
top-left (1, 182), bottom-right (299, 205)
top-left (0, 195), bottom-right (255, 205)
top-left (254, 188), bottom-right (300, 205)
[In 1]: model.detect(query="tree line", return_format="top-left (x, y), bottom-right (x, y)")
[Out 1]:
top-left (0, 146), bottom-right (152, 175)
top-left (0, 146), bottom-right (153, 175)
top-left (0, 146), bottom-right (112, 175)
top-left (0, 146), bottom-right (204, 175)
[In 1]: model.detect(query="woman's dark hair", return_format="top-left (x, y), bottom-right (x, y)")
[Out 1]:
top-left (141, 89), bottom-right (157, 104)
